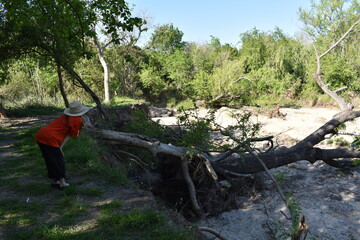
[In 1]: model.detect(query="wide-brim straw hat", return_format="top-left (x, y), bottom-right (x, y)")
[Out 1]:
top-left (64, 101), bottom-right (91, 117)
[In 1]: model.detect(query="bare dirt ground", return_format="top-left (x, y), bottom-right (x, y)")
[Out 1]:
top-left (154, 106), bottom-right (360, 239)
top-left (197, 107), bottom-right (360, 240)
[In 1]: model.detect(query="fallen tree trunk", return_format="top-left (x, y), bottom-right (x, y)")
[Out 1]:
top-left (84, 109), bottom-right (360, 174)
top-left (82, 107), bottom-right (360, 219)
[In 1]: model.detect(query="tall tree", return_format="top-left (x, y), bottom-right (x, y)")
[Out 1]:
top-left (93, 15), bottom-right (146, 103)
top-left (0, 0), bottom-right (142, 113)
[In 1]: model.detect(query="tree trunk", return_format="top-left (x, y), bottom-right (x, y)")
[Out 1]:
top-left (97, 45), bottom-right (110, 103)
top-left (94, 38), bottom-right (112, 103)
top-left (312, 18), bottom-right (360, 111)
top-left (83, 108), bottom-right (360, 175)
top-left (58, 60), bottom-right (108, 119)
top-left (56, 63), bottom-right (69, 108)
top-left (0, 102), bottom-right (8, 118)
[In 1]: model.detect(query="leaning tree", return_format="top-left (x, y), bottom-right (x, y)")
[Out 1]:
top-left (0, 0), bottom-right (142, 115)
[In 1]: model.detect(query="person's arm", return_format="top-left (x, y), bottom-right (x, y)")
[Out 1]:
top-left (60, 134), bottom-right (71, 150)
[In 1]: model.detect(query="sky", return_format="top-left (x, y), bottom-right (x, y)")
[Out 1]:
top-left (127, 0), bottom-right (311, 47)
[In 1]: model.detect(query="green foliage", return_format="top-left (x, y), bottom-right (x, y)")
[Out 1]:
top-left (219, 110), bottom-right (261, 148)
top-left (175, 99), bottom-right (195, 110)
top-left (351, 135), bottom-right (360, 149)
top-left (272, 171), bottom-right (286, 184)
top-left (139, 66), bottom-right (167, 98)
top-left (122, 109), bottom-right (167, 141)
top-left (2, 0), bottom-right (360, 110)
top-left (287, 196), bottom-right (302, 234)
top-left (109, 96), bottom-right (145, 107)
top-left (148, 24), bottom-right (185, 53)
top-left (177, 108), bottom-right (214, 149)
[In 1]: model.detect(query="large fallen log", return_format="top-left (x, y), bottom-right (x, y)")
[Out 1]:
top-left (82, 107), bottom-right (360, 220)
top-left (83, 109), bottom-right (360, 174)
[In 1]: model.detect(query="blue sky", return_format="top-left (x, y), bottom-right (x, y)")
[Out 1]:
top-left (127, 0), bottom-right (311, 47)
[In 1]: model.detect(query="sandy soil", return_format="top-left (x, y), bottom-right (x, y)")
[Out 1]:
top-left (155, 107), bottom-right (360, 240)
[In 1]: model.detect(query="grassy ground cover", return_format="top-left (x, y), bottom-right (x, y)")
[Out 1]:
top-left (0, 114), bottom-right (197, 240)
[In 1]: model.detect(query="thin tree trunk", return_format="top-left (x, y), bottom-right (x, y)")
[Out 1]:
top-left (313, 18), bottom-right (360, 111)
top-left (94, 38), bottom-right (111, 103)
top-left (56, 63), bottom-right (69, 107)
top-left (59, 60), bottom-right (108, 119)
top-left (98, 47), bottom-right (110, 103)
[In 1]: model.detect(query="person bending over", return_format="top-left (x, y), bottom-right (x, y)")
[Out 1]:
top-left (35, 101), bottom-right (90, 188)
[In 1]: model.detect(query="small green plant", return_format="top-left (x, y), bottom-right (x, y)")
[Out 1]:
top-left (354, 159), bottom-right (360, 166)
top-left (272, 171), bottom-right (286, 184)
top-left (177, 107), bottom-right (214, 149)
top-left (351, 135), bottom-right (360, 149)
top-left (287, 196), bottom-right (302, 235)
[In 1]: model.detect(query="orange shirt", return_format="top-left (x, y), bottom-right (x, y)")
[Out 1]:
top-left (35, 115), bottom-right (83, 147)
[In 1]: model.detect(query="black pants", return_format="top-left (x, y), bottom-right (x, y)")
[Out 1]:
top-left (37, 142), bottom-right (65, 181)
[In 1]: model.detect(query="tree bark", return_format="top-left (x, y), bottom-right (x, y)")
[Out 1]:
top-left (83, 109), bottom-right (360, 175)
top-left (312, 18), bottom-right (360, 111)
top-left (59, 60), bottom-right (108, 119)
top-left (94, 38), bottom-right (112, 103)
top-left (56, 63), bottom-right (69, 108)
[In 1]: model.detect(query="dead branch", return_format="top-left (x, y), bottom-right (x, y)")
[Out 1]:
top-left (181, 156), bottom-right (202, 217)
top-left (198, 227), bottom-right (230, 240)
top-left (313, 18), bottom-right (360, 111)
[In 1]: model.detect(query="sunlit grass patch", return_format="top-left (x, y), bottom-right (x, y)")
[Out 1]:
top-left (108, 96), bottom-right (144, 107)
top-left (0, 199), bottom-right (42, 228)
top-left (55, 196), bottom-right (88, 226)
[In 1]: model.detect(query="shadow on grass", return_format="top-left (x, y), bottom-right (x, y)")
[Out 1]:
top-left (8, 104), bottom-right (63, 117)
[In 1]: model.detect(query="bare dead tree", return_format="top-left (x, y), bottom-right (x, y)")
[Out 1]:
top-left (313, 18), bottom-right (360, 111)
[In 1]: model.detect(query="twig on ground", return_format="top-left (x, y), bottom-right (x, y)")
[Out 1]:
top-left (198, 227), bottom-right (230, 240)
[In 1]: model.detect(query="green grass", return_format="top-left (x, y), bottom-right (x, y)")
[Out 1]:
top-left (7, 104), bottom-right (63, 117)
top-left (97, 210), bottom-right (194, 240)
top-left (1, 122), bottom-right (197, 240)
top-left (108, 96), bottom-right (145, 107)
top-left (99, 200), bottom-right (122, 214)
